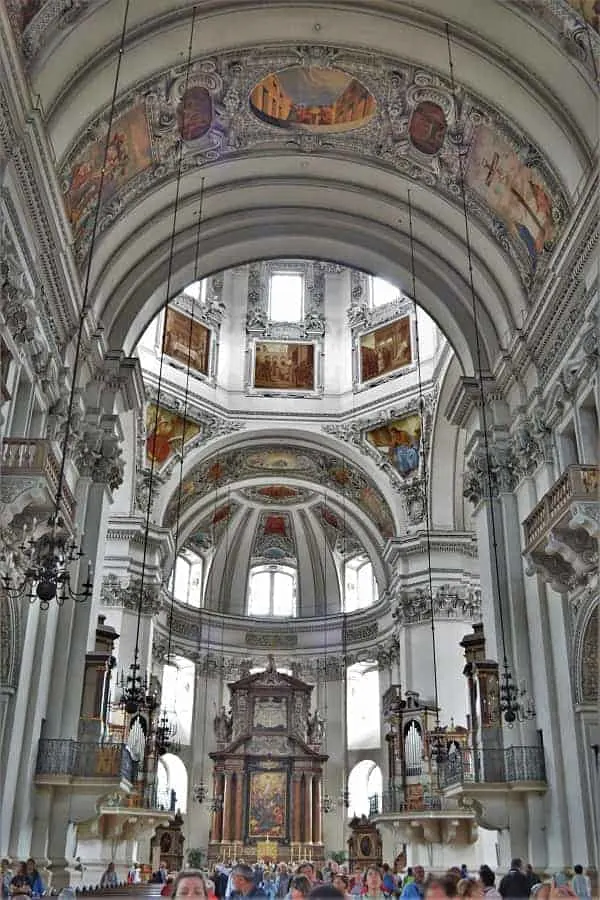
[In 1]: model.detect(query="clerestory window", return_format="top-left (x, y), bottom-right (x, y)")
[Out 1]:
top-left (269, 271), bottom-right (304, 322)
top-left (247, 564), bottom-right (297, 617)
top-left (169, 550), bottom-right (204, 608)
top-left (344, 554), bottom-right (378, 612)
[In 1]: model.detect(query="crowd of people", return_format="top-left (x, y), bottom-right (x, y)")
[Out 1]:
top-left (1, 860), bottom-right (45, 898)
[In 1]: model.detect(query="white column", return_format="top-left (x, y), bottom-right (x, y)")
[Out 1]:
top-left (321, 673), bottom-right (346, 854)
top-left (186, 662), bottom-right (222, 854)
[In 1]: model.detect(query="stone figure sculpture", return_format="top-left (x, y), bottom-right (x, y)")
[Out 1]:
top-left (306, 708), bottom-right (325, 744)
top-left (214, 705), bottom-right (233, 743)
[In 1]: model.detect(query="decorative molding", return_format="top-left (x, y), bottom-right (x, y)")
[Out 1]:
top-left (100, 573), bottom-right (162, 615)
top-left (245, 631), bottom-right (299, 650)
top-left (345, 621), bottom-right (378, 643)
top-left (390, 584), bottom-right (482, 626)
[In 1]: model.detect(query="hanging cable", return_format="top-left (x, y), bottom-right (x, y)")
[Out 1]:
top-left (445, 24), bottom-right (521, 725)
top-left (130, 7), bottom-right (198, 699)
top-left (407, 191), bottom-right (441, 744)
top-left (167, 177), bottom-right (205, 665)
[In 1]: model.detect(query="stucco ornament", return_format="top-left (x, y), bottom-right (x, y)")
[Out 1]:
top-left (61, 44), bottom-right (569, 293)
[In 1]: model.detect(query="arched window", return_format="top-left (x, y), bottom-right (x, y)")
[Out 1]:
top-left (247, 565), bottom-right (297, 617)
top-left (347, 661), bottom-right (381, 749)
top-left (370, 276), bottom-right (403, 307)
top-left (344, 555), bottom-right (378, 612)
top-left (169, 550), bottom-right (204, 607)
top-left (348, 760), bottom-right (383, 819)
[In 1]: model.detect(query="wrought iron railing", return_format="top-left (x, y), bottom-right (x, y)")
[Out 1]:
top-left (370, 789), bottom-right (464, 815)
top-left (36, 739), bottom-right (137, 782)
top-left (439, 746), bottom-right (546, 789)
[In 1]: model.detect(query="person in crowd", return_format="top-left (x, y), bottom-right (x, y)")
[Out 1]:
top-left (332, 875), bottom-right (351, 900)
top-left (9, 864), bottom-right (31, 897)
top-left (230, 865), bottom-right (267, 900)
top-left (298, 866), bottom-right (318, 887)
top-left (350, 872), bottom-right (364, 899)
top-left (363, 868), bottom-right (386, 900)
top-left (423, 877), bottom-right (457, 900)
top-left (214, 866), bottom-right (230, 899)
top-left (1, 862), bottom-right (13, 900)
top-left (460, 870), bottom-right (469, 883)
top-left (456, 880), bottom-right (483, 900)
top-left (403, 872), bottom-right (415, 889)
top-left (498, 860), bottom-right (530, 900)
top-left (445, 872), bottom-right (461, 893)
top-left (478, 867), bottom-right (501, 900)
top-left (526, 867), bottom-right (541, 893)
top-left (381, 867), bottom-right (396, 897)
top-left (530, 885), bottom-right (551, 900)
top-left (276, 865), bottom-right (291, 900)
top-left (401, 867), bottom-right (425, 900)
top-left (263, 869), bottom-right (276, 900)
top-left (288, 876), bottom-right (313, 900)
top-left (100, 862), bottom-right (118, 889)
top-left (206, 879), bottom-right (218, 900)
top-left (25, 861), bottom-right (43, 897)
top-left (158, 863), bottom-right (169, 885)
top-left (172, 870), bottom-right (208, 900)
top-left (308, 888), bottom-right (344, 900)
top-left (162, 876), bottom-right (176, 897)
top-left (571, 866), bottom-right (591, 900)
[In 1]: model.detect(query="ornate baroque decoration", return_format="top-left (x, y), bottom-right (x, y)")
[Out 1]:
top-left (162, 443), bottom-right (396, 541)
top-left (59, 44), bottom-right (569, 293)
top-left (245, 631), bottom-right (299, 650)
top-left (100, 573), bottom-right (162, 615)
top-left (251, 510), bottom-right (297, 563)
top-left (245, 260), bottom-right (326, 339)
top-left (505, 0), bottom-right (600, 77)
top-left (390, 583), bottom-right (482, 626)
top-left (310, 503), bottom-right (362, 558)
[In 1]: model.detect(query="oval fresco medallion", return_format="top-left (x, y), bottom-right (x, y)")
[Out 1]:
top-left (178, 85), bottom-right (213, 141)
top-left (249, 65), bottom-right (376, 133)
top-left (408, 101), bottom-right (447, 155)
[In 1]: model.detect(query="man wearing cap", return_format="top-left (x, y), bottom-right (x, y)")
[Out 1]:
top-left (230, 865), bottom-right (267, 900)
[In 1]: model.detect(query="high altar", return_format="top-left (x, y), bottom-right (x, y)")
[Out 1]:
top-left (208, 657), bottom-right (328, 864)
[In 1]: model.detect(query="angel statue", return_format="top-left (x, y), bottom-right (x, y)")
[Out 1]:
top-left (306, 709), bottom-right (325, 745)
top-left (214, 705), bottom-right (233, 743)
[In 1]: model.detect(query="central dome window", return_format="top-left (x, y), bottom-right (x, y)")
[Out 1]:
top-left (250, 66), bottom-right (376, 133)
top-left (247, 564), bottom-right (297, 617)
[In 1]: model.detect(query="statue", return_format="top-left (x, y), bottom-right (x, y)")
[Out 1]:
top-left (214, 705), bottom-right (233, 743)
top-left (306, 708), bottom-right (325, 745)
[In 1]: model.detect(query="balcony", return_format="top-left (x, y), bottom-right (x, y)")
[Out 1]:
top-left (1, 438), bottom-right (75, 525)
top-left (523, 464), bottom-right (599, 593)
top-left (370, 787), bottom-right (477, 846)
top-left (439, 746), bottom-right (547, 832)
top-left (36, 739), bottom-right (137, 784)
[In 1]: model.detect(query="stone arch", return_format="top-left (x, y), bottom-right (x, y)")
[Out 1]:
top-left (0, 588), bottom-right (20, 692)
top-left (578, 600), bottom-right (599, 705)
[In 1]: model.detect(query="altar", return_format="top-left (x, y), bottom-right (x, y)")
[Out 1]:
top-left (208, 657), bottom-right (328, 864)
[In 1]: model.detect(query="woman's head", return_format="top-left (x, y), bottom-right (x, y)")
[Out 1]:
top-left (333, 875), bottom-right (349, 894)
top-left (173, 870), bottom-right (208, 900)
top-left (290, 875), bottom-right (313, 900)
top-left (365, 868), bottom-right (383, 893)
top-left (456, 879), bottom-right (483, 900)
top-left (425, 876), bottom-right (459, 900)
top-left (26, 860), bottom-right (36, 873)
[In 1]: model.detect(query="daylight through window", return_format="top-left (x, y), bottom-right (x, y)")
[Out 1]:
top-left (371, 276), bottom-right (402, 307)
top-left (247, 565), bottom-right (297, 617)
top-left (344, 554), bottom-right (378, 612)
top-left (269, 272), bottom-right (304, 322)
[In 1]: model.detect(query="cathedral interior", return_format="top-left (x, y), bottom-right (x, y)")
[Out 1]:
top-left (0, 0), bottom-right (598, 888)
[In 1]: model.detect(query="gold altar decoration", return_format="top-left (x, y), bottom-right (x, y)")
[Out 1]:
top-left (256, 839), bottom-right (279, 860)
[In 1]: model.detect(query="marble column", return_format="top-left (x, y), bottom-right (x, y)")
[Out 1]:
top-left (210, 772), bottom-right (225, 843)
top-left (312, 774), bottom-right (322, 845)
top-left (303, 772), bottom-right (313, 844)
top-left (321, 674), bottom-right (346, 853)
top-left (222, 772), bottom-right (235, 842)
top-left (186, 665), bottom-right (221, 851)
top-left (233, 771), bottom-right (244, 842)
top-left (292, 773), bottom-right (302, 843)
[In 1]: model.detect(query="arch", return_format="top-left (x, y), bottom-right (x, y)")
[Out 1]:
top-left (348, 759), bottom-right (383, 819)
top-left (579, 600), bottom-right (599, 704)
top-left (156, 753), bottom-right (189, 813)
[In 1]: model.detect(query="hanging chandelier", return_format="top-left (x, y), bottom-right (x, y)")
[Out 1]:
top-left (118, 654), bottom-right (159, 715)
top-left (499, 664), bottom-right (536, 725)
top-left (1, 517), bottom-right (93, 609)
top-left (155, 708), bottom-right (180, 755)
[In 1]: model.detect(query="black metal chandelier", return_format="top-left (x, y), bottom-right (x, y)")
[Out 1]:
top-left (118, 655), bottom-right (159, 716)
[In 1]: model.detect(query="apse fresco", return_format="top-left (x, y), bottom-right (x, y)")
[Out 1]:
top-left (566, 0), bottom-right (599, 30)
top-left (409, 101), bottom-right (447, 155)
top-left (164, 307), bottom-right (210, 376)
top-left (250, 66), bottom-right (376, 133)
top-left (241, 485), bottom-right (312, 504)
top-left (163, 444), bottom-right (395, 540)
top-left (359, 316), bottom-right (412, 383)
top-left (366, 414), bottom-right (422, 477)
top-left (253, 511), bottom-right (295, 560)
top-left (466, 125), bottom-right (557, 265)
top-left (64, 104), bottom-right (153, 235)
top-left (254, 341), bottom-right (315, 391)
top-left (187, 502), bottom-right (238, 550)
top-left (145, 403), bottom-right (200, 466)
top-left (248, 771), bottom-right (286, 838)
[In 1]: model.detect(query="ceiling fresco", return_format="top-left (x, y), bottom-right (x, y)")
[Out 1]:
top-left (240, 485), bottom-right (315, 505)
top-left (59, 44), bottom-right (569, 291)
top-left (312, 502), bottom-right (363, 558)
top-left (163, 443), bottom-right (395, 541)
top-left (252, 511), bottom-right (297, 561)
top-left (185, 500), bottom-right (240, 552)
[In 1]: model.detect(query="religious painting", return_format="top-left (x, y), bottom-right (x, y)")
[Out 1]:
top-left (178, 85), bottom-right (213, 141)
top-left (258, 485), bottom-right (299, 501)
top-left (466, 125), bottom-right (556, 265)
top-left (359, 485), bottom-right (394, 539)
top-left (263, 515), bottom-right (288, 537)
top-left (145, 403), bottom-right (200, 466)
top-left (409, 101), bottom-right (447, 155)
top-left (248, 770), bottom-right (287, 838)
top-left (64, 104), bottom-right (152, 234)
top-left (164, 306), bottom-right (211, 376)
top-left (254, 341), bottom-right (315, 391)
top-left (366, 414), bottom-right (422, 477)
top-left (245, 450), bottom-right (314, 471)
top-left (566, 0), bottom-right (600, 30)
top-left (359, 316), bottom-right (412, 383)
top-left (249, 66), bottom-right (376, 133)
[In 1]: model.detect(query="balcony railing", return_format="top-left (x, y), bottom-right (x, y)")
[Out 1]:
top-left (36, 739), bottom-right (137, 782)
top-left (369, 789), bottom-right (465, 816)
top-left (439, 746), bottom-right (546, 790)
top-left (1, 438), bottom-right (75, 521)
top-left (523, 464), bottom-right (598, 550)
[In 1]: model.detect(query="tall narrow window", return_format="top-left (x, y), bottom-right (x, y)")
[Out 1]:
top-left (344, 555), bottom-right (378, 612)
top-left (269, 272), bottom-right (304, 322)
top-left (371, 276), bottom-right (402, 307)
top-left (247, 565), bottom-right (297, 617)
top-left (169, 550), bottom-right (204, 607)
